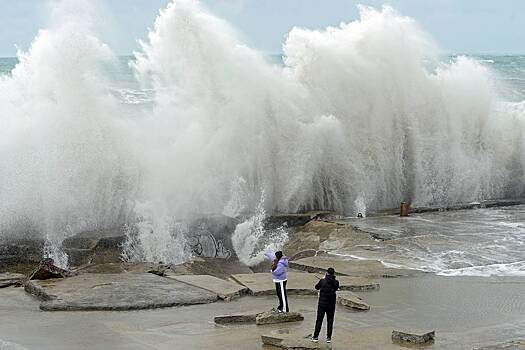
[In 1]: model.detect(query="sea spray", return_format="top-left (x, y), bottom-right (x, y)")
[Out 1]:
top-left (121, 201), bottom-right (190, 265)
top-left (232, 191), bottom-right (288, 266)
top-left (0, 6), bottom-right (136, 265)
top-left (1, 1), bottom-right (525, 266)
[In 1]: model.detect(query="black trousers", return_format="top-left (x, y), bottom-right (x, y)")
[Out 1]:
top-left (313, 304), bottom-right (335, 338)
top-left (274, 280), bottom-right (289, 312)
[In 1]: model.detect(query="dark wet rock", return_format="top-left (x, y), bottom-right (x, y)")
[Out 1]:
top-left (61, 227), bottom-right (124, 249)
top-left (186, 215), bottom-right (239, 259)
top-left (60, 227), bottom-right (126, 265)
top-left (255, 310), bottom-right (304, 325)
top-left (337, 291), bottom-right (370, 311)
top-left (0, 272), bottom-right (25, 288)
top-left (90, 235), bottom-right (127, 264)
top-left (392, 330), bottom-right (435, 345)
top-left (148, 263), bottom-right (170, 276)
top-left (62, 248), bottom-right (93, 266)
top-left (214, 313), bottom-right (258, 324)
top-left (265, 212), bottom-right (332, 230)
top-left (0, 238), bottom-right (44, 270)
top-left (28, 258), bottom-right (74, 280)
top-left (473, 340), bottom-right (525, 349)
top-left (25, 272), bottom-right (218, 311)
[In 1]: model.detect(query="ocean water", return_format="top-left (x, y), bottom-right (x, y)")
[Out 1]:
top-left (2, 54), bottom-right (525, 103)
top-left (343, 205), bottom-right (525, 276)
top-left (1, 1), bottom-right (525, 270)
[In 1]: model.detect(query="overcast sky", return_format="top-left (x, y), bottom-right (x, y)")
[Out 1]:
top-left (0, 0), bottom-right (524, 57)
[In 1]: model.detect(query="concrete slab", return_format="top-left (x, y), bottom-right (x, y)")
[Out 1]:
top-left (165, 274), bottom-right (248, 301)
top-left (337, 291), bottom-right (370, 311)
top-left (290, 256), bottom-right (420, 278)
top-left (24, 273), bottom-right (218, 311)
top-left (230, 272), bottom-right (320, 295)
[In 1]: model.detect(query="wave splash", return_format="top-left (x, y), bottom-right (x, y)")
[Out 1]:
top-left (1, 0), bottom-right (524, 266)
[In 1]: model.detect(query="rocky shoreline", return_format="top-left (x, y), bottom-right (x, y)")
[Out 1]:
top-left (2, 204), bottom-right (525, 349)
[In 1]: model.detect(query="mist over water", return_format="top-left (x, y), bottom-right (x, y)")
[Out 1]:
top-left (1, 0), bottom-right (524, 266)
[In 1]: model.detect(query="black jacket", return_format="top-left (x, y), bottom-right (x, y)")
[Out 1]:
top-left (315, 274), bottom-right (339, 308)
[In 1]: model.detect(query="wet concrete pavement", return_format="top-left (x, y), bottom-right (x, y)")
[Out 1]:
top-left (1, 275), bottom-right (525, 349)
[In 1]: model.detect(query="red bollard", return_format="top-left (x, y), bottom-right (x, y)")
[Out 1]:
top-left (400, 202), bottom-right (410, 217)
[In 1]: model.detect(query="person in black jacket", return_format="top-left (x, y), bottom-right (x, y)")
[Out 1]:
top-left (311, 267), bottom-right (339, 343)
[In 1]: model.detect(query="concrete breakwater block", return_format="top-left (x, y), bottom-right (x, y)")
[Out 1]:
top-left (392, 330), bottom-right (435, 345)
top-left (165, 274), bottom-right (248, 301)
top-left (261, 334), bottom-right (331, 349)
top-left (256, 311), bottom-right (304, 325)
top-left (214, 310), bottom-right (304, 325)
top-left (24, 273), bottom-right (218, 311)
top-left (231, 272), bottom-right (319, 295)
top-left (337, 291), bottom-right (370, 311)
top-left (0, 272), bottom-right (25, 288)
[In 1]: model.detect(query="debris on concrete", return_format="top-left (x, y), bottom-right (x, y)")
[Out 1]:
top-left (28, 258), bottom-right (74, 280)
top-left (392, 329), bottom-right (435, 345)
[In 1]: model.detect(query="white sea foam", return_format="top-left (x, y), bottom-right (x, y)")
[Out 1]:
top-left (0, 339), bottom-right (28, 350)
top-left (1, 0), bottom-right (525, 265)
top-left (439, 261), bottom-right (525, 277)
